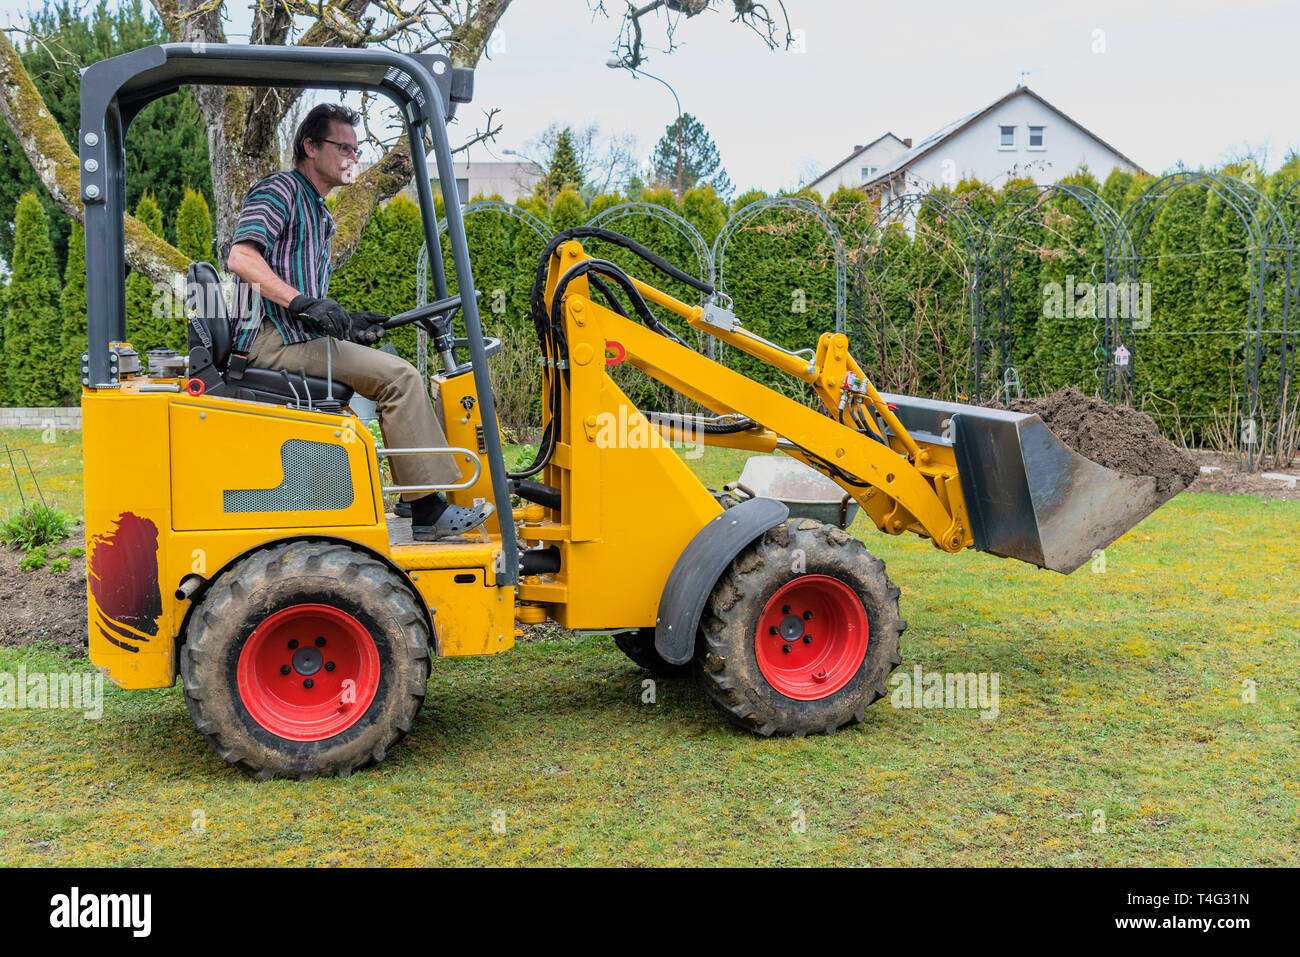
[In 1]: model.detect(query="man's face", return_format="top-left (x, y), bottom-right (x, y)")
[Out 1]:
top-left (305, 119), bottom-right (359, 190)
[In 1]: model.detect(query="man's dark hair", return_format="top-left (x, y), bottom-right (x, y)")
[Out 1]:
top-left (293, 103), bottom-right (361, 164)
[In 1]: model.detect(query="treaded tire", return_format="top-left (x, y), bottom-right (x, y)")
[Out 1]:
top-left (694, 518), bottom-right (905, 737)
top-left (180, 540), bottom-right (431, 779)
top-left (614, 628), bottom-right (692, 678)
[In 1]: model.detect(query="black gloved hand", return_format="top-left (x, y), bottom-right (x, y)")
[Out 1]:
top-left (348, 310), bottom-right (388, 345)
top-left (289, 295), bottom-right (351, 340)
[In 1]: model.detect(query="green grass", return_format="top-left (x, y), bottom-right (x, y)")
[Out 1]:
top-left (0, 429), bottom-right (83, 523)
top-left (1, 446), bottom-right (1296, 866)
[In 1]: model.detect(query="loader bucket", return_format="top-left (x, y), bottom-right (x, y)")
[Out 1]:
top-left (881, 393), bottom-right (1185, 574)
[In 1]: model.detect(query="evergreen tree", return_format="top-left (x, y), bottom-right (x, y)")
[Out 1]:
top-left (549, 188), bottom-right (586, 232)
top-left (4, 193), bottom-right (62, 405)
top-left (58, 221), bottom-right (87, 402)
top-left (680, 185), bottom-right (727, 245)
top-left (1031, 169), bottom-right (1103, 395)
top-left (176, 188), bottom-right (214, 263)
top-left (124, 192), bottom-right (168, 352)
top-left (0, 275), bottom-right (9, 404)
top-left (649, 114), bottom-right (733, 200)
top-left (457, 195), bottom-right (513, 336)
top-left (1140, 185), bottom-right (1207, 433)
top-left (0, 0), bottom-right (211, 273)
top-left (588, 193), bottom-right (624, 218)
top-left (545, 128), bottom-right (585, 198)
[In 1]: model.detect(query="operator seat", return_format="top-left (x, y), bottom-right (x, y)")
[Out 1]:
top-left (185, 261), bottom-right (353, 408)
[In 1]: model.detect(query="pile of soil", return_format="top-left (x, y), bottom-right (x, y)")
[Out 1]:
top-left (0, 527), bottom-right (89, 655)
top-left (990, 386), bottom-right (1200, 496)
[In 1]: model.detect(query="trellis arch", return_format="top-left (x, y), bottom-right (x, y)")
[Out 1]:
top-left (982, 183), bottom-right (1135, 403)
top-left (1119, 172), bottom-right (1290, 467)
top-left (413, 200), bottom-right (553, 382)
top-left (586, 202), bottom-right (715, 292)
top-left (714, 197), bottom-right (849, 335)
top-left (856, 191), bottom-right (989, 399)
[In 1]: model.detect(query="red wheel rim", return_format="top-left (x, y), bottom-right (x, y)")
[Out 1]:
top-left (754, 575), bottom-right (868, 700)
top-left (236, 604), bottom-right (381, 741)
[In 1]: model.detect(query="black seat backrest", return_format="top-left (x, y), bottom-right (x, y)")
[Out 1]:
top-left (186, 262), bottom-right (232, 369)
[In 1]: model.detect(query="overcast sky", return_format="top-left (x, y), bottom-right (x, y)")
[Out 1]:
top-left (5, 0), bottom-right (1298, 191)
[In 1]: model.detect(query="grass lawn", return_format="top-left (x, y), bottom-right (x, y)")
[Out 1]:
top-left (0, 429), bottom-right (84, 523)
top-left (0, 437), bottom-right (1297, 865)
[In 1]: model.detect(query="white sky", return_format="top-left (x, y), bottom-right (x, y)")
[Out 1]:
top-left (4, 0), bottom-right (1298, 191)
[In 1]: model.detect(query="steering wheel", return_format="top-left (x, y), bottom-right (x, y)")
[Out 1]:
top-left (384, 293), bottom-right (501, 376)
top-left (384, 294), bottom-right (465, 331)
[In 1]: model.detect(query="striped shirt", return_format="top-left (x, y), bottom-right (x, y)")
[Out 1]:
top-left (230, 169), bottom-right (336, 349)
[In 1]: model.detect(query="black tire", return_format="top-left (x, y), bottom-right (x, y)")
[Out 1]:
top-left (613, 628), bottom-right (692, 678)
top-left (180, 540), bottom-right (431, 779)
top-left (694, 518), bottom-right (905, 737)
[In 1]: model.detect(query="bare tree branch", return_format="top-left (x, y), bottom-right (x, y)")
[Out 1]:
top-left (451, 106), bottom-right (502, 155)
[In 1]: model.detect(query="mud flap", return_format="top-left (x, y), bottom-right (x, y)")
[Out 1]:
top-left (654, 497), bottom-right (789, 666)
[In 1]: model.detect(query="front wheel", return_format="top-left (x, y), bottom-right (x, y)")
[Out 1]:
top-left (694, 519), bottom-right (905, 737)
top-left (181, 541), bottom-right (431, 779)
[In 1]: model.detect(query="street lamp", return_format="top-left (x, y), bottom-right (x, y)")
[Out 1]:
top-left (606, 58), bottom-right (682, 202)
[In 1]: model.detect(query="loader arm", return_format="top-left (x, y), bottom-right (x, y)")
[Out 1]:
top-left (541, 240), bottom-right (973, 555)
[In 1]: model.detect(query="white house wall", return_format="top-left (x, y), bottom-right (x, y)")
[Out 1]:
top-left (899, 93), bottom-right (1139, 191)
top-left (811, 136), bottom-right (909, 194)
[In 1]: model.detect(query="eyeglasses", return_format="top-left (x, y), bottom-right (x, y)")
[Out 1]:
top-left (317, 138), bottom-right (359, 158)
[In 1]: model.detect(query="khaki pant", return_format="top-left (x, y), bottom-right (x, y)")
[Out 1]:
top-left (247, 321), bottom-right (459, 498)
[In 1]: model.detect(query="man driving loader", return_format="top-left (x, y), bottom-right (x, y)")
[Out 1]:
top-left (225, 103), bottom-right (492, 541)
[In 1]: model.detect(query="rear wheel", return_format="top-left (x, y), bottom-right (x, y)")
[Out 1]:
top-left (181, 541), bottom-right (431, 779)
top-left (694, 519), bottom-right (905, 736)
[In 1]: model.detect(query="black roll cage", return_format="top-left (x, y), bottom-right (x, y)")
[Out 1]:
top-left (79, 42), bottom-right (517, 584)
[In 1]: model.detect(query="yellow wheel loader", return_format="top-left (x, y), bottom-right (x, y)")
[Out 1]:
top-left (79, 45), bottom-right (1181, 778)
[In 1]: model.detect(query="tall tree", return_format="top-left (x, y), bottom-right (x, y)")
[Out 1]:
top-left (649, 113), bottom-right (733, 200)
top-left (4, 192), bottom-right (62, 405)
top-left (0, 0), bottom-right (211, 273)
top-left (175, 187), bottom-right (214, 263)
top-left (58, 220), bottom-right (87, 401)
top-left (523, 122), bottom-right (639, 202)
top-left (0, 2), bottom-right (792, 288)
top-left (544, 128), bottom-right (585, 199)
top-left (124, 191), bottom-right (166, 351)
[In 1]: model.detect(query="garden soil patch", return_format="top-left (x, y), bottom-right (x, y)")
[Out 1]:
top-left (990, 386), bottom-right (1200, 496)
top-left (0, 527), bottom-right (88, 655)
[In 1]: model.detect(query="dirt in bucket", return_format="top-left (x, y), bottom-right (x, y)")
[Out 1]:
top-left (990, 386), bottom-right (1200, 496)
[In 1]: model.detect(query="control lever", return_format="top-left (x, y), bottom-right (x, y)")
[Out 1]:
top-left (297, 366), bottom-right (313, 411)
top-left (279, 369), bottom-right (302, 406)
top-left (325, 338), bottom-right (334, 404)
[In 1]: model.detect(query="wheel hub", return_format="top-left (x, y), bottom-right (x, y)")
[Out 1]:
top-left (291, 646), bottom-right (323, 676)
top-left (754, 575), bottom-right (869, 701)
top-left (236, 604), bottom-right (380, 741)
